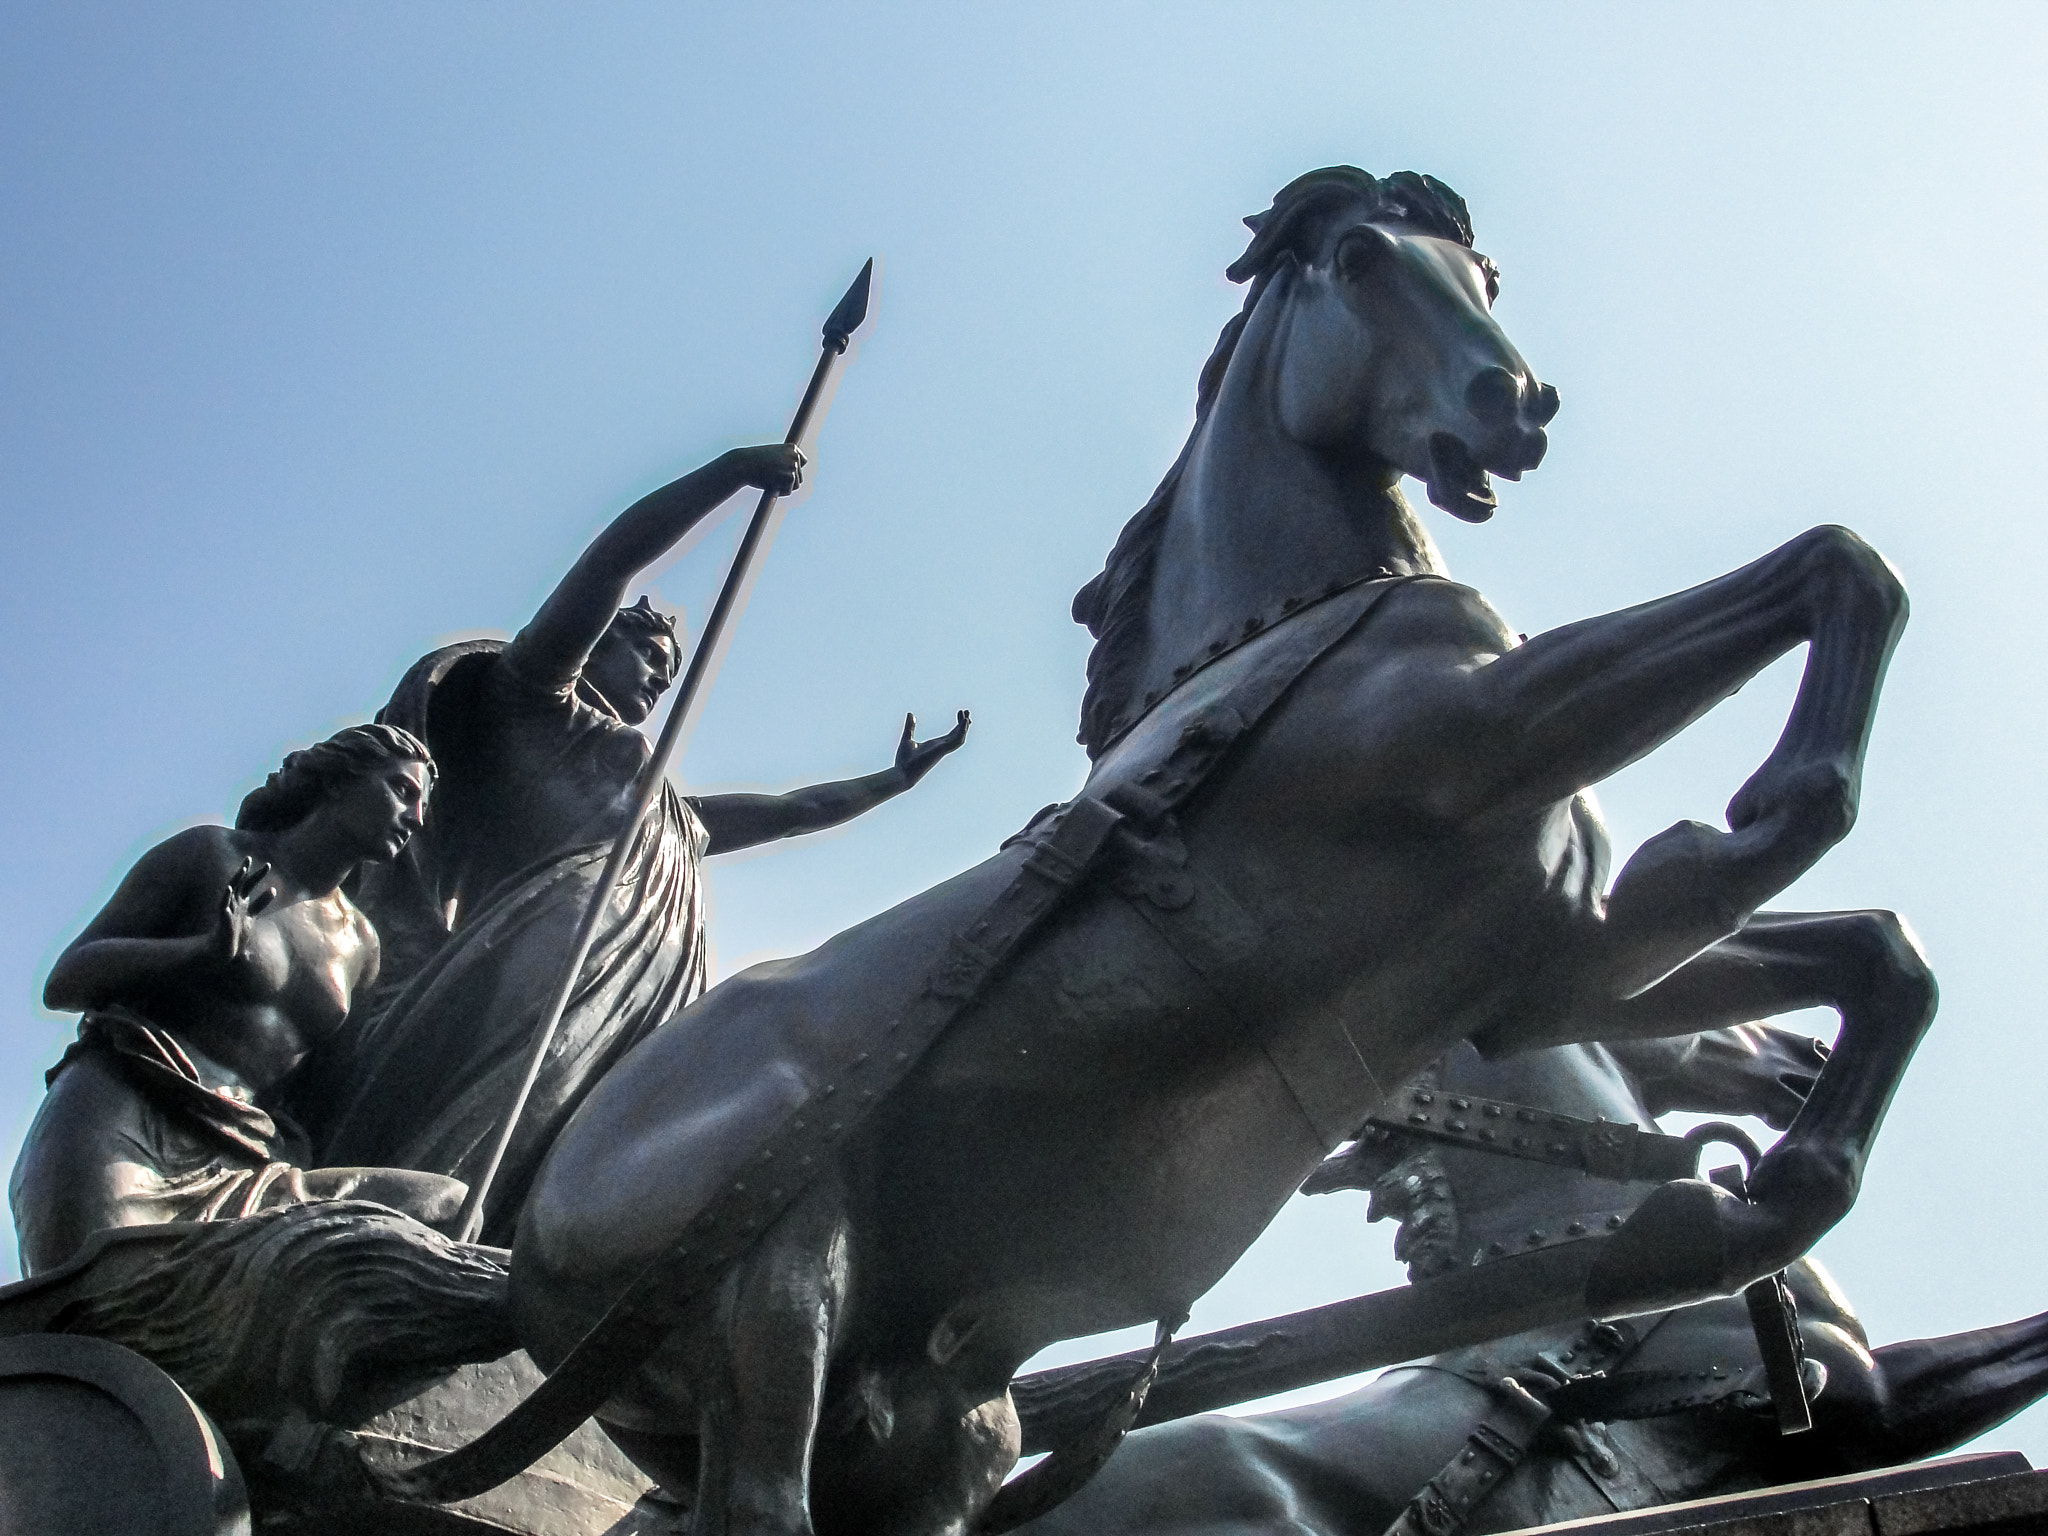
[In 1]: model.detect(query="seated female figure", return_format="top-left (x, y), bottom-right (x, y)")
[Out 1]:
top-left (10, 724), bottom-right (467, 1275)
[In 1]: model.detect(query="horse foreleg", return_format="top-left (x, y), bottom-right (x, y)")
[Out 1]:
top-left (691, 1178), bottom-right (851, 1536)
top-left (1826, 1309), bottom-right (2048, 1467)
top-left (1548, 912), bottom-right (1937, 1317)
top-left (1443, 526), bottom-right (1906, 996)
top-left (1469, 524), bottom-right (1905, 825)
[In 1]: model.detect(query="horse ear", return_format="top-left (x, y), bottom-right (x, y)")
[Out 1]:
top-left (1336, 223), bottom-right (1398, 280)
top-left (1229, 172), bottom-right (1377, 284)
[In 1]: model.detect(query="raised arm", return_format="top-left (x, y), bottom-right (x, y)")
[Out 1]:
top-left (508, 444), bottom-right (805, 690)
top-left (43, 828), bottom-right (258, 1012)
top-left (694, 711), bottom-right (970, 856)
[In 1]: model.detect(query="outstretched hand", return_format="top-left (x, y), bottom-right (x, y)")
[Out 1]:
top-left (896, 710), bottom-right (972, 786)
top-left (213, 857), bottom-right (275, 965)
top-left (727, 443), bottom-right (807, 499)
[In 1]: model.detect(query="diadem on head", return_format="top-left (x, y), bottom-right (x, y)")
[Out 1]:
top-left (612, 595), bottom-right (682, 666)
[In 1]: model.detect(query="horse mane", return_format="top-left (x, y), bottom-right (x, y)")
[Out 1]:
top-left (1071, 167), bottom-right (1475, 756)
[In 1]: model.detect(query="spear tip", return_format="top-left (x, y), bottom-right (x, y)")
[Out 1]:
top-left (823, 258), bottom-right (875, 352)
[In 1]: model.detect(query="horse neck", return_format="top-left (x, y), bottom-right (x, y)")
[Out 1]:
top-left (1139, 271), bottom-right (1443, 685)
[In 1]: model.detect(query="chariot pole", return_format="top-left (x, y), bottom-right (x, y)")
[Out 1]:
top-left (451, 260), bottom-right (877, 1245)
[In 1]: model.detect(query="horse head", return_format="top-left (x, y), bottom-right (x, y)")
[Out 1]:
top-left (1245, 168), bottom-right (1558, 523)
top-left (1075, 166), bottom-right (1561, 754)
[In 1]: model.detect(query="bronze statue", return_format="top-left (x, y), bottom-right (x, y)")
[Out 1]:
top-left (1015, 1028), bottom-right (2048, 1536)
top-left (295, 443), bottom-right (969, 1242)
top-left (10, 724), bottom-right (466, 1275)
top-left (368, 167), bottom-right (1935, 1535)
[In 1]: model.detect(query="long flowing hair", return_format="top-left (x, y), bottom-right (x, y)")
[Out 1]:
top-left (1070, 167), bottom-right (1473, 755)
top-left (235, 723), bottom-right (436, 833)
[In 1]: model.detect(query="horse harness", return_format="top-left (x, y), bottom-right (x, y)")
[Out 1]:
top-left (377, 573), bottom-right (1417, 1509)
top-left (1385, 1284), bottom-right (1824, 1536)
top-left (1385, 1314), bottom-right (1656, 1536)
top-left (1375, 1104), bottom-right (1816, 1536)
top-left (1366, 1088), bottom-right (1703, 1188)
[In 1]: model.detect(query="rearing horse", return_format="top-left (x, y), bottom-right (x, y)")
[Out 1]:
top-left (433, 167), bottom-right (1931, 1536)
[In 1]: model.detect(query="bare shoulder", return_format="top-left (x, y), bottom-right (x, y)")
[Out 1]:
top-left (138, 824), bottom-right (251, 886)
top-left (66, 824), bottom-right (249, 945)
top-left (343, 891), bottom-right (382, 951)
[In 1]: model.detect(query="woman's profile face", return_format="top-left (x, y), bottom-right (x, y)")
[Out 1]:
top-left (587, 625), bottom-right (680, 725)
top-left (325, 759), bottom-right (432, 863)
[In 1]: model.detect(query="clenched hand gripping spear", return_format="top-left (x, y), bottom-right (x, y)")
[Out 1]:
top-left (452, 260), bottom-right (877, 1245)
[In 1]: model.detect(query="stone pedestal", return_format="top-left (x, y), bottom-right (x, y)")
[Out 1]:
top-left (1500, 1451), bottom-right (2048, 1535)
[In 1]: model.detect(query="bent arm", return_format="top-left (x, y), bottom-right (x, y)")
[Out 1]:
top-left (43, 830), bottom-right (235, 1012)
top-left (509, 446), bottom-right (800, 689)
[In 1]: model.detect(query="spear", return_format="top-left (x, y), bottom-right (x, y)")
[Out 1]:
top-left (452, 259), bottom-right (877, 1245)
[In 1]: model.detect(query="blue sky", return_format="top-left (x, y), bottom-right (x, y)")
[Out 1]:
top-left (8, 3), bottom-right (2048, 1458)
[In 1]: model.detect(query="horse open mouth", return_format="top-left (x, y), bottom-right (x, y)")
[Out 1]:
top-left (1427, 433), bottom-right (1498, 523)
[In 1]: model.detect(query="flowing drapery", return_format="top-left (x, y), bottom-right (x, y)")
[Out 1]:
top-left (314, 785), bottom-right (706, 1244)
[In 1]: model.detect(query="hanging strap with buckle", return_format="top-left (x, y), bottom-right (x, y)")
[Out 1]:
top-left (1384, 1317), bottom-right (1651, 1536)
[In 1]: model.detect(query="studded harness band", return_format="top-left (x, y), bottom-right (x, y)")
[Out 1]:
top-left (1367, 1088), bottom-right (1704, 1187)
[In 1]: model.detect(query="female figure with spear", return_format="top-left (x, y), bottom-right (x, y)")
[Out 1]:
top-left (302, 437), bottom-right (968, 1243)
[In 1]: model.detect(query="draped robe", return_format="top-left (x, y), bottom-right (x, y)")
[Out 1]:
top-left (10, 1008), bottom-right (315, 1274)
top-left (302, 637), bottom-right (708, 1245)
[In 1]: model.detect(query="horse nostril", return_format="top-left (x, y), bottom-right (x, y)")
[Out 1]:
top-left (1531, 381), bottom-right (1561, 426)
top-left (1465, 366), bottom-right (1523, 426)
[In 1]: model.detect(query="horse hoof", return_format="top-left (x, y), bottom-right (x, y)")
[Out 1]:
top-left (1603, 820), bottom-right (1746, 997)
top-left (1725, 757), bottom-right (1857, 847)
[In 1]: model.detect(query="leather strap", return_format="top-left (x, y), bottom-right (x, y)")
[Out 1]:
top-left (1744, 1269), bottom-right (1814, 1433)
top-left (1369, 1088), bottom-right (1700, 1185)
top-left (977, 1315), bottom-right (1185, 1534)
top-left (1556, 1420), bottom-right (1666, 1516)
top-left (1383, 1378), bottom-right (1552, 1536)
top-left (1112, 837), bottom-right (1380, 1149)
top-left (1386, 1317), bottom-right (1650, 1536)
